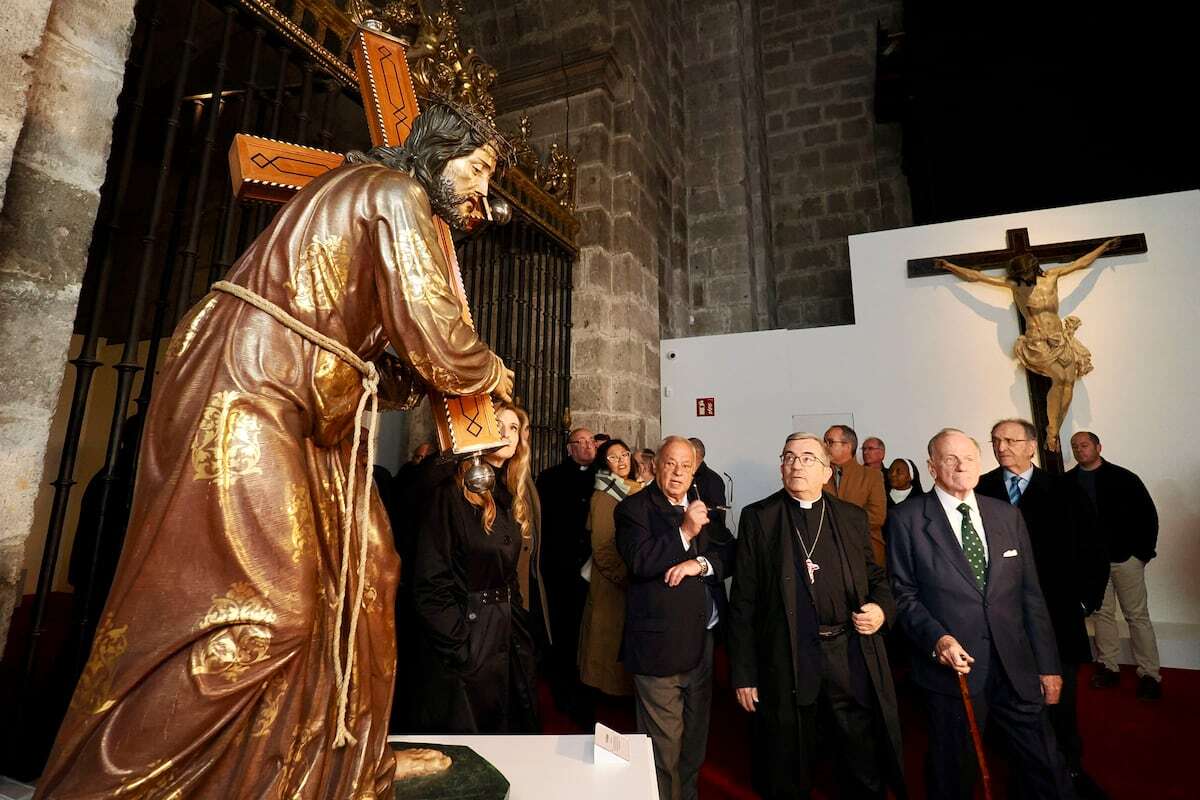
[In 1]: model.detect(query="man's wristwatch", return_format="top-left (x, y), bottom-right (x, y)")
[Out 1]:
top-left (696, 556), bottom-right (710, 577)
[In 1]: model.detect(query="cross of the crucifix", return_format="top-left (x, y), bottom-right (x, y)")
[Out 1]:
top-left (226, 20), bottom-right (505, 457)
top-left (908, 228), bottom-right (1148, 472)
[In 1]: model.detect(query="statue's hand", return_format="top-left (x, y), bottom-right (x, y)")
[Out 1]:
top-left (1102, 236), bottom-right (1120, 251)
top-left (495, 367), bottom-right (515, 403)
top-left (934, 258), bottom-right (950, 271)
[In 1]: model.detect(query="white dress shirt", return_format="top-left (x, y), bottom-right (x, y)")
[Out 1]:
top-left (933, 485), bottom-right (989, 564)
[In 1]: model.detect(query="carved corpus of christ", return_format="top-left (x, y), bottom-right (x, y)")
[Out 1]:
top-left (937, 237), bottom-right (1119, 451)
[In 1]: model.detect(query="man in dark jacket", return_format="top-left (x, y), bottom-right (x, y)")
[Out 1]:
top-left (730, 432), bottom-right (903, 799)
top-left (688, 437), bottom-right (728, 527)
top-left (536, 427), bottom-right (598, 722)
top-left (979, 419), bottom-right (1107, 793)
top-left (616, 436), bottom-right (732, 800)
top-left (888, 428), bottom-right (1073, 799)
top-left (1068, 431), bottom-right (1162, 700)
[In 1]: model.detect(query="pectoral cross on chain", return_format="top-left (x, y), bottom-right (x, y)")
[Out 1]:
top-left (805, 558), bottom-right (820, 584)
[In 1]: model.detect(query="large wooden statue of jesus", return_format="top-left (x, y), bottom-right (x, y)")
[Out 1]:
top-left (36, 102), bottom-right (514, 798)
top-left (937, 236), bottom-right (1118, 450)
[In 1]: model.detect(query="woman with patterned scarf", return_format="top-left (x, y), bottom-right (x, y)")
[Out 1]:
top-left (578, 438), bottom-right (643, 697)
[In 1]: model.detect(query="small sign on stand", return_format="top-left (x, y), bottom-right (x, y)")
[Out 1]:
top-left (594, 722), bottom-right (632, 765)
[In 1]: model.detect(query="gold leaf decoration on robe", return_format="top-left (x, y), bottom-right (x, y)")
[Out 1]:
top-left (191, 391), bottom-right (264, 488)
top-left (314, 350), bottom-right (361, 437)
top-left (70, 614), bottom-right (128, 715)
top-left (391, 230), bottom-right (452, 304)
top-left (190, 582), bottom-right (277, 682)
top-left (114, 758), bottom-right (180, 798)
top-left (287, 234), bottom-right (350, 312)
top-left (286, 482), bottom-right (315, 564)
top-left (250, 672), bottom-right (287, 738)
top-left (166, 295), bottom-right (218, 359)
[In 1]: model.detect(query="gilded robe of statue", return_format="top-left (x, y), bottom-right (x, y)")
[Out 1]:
top-left (37, 163), bottom-right (507, 798)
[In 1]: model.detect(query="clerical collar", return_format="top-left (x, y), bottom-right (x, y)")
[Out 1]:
top-left (788, 494), bottom-right (822, 509)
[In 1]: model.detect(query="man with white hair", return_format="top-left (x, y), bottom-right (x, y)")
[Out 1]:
top-left (887, 428), bottom-right (1073, 799)
top-left (616, 436), bottom-right (733, 800)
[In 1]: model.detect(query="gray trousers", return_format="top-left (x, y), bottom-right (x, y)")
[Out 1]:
top-left (632, 632), bottom-right (713, 800)
top-left (1092, 556), bottom-right (1161, 681)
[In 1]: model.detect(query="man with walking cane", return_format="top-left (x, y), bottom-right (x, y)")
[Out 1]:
top-left (887, 428), bottom-right (1076, 799)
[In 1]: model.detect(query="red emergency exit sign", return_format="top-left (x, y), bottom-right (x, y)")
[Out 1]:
top-left (696, 398), bottom-right (715, 416)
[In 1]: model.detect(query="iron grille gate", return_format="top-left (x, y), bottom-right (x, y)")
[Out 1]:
top-left (7, 0), bottom-right (574, 775)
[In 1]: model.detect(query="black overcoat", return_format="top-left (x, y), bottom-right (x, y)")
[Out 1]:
top-left (728, 490), bottom-right (905, 796)
top-left (410, 473), bottom-right (538, 733)
top-left (977, 466), bottom-right (1107, 663)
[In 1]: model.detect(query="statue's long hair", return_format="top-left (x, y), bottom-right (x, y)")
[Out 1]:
top-left (345, 103), bottom-right (493, 193)
top-left (1006, 253), bottom-right (1045, 286)
top-left (456, 401), bottom-right (532, 539)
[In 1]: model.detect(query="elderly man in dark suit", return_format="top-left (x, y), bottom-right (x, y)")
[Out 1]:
top-left (615, 436), bottom-right (733, 800)
top-left (730, 432), bottom-right (904, 799)
top-left (978, 418), bottom-right (1107, 795)
top-left (887, 428), bottom-right (1075, 800)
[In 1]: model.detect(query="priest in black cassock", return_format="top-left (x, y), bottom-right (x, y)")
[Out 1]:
top-left (729, 432), bottom-right (904, 799)
top-left (535, 426), bottom-right (598, 723)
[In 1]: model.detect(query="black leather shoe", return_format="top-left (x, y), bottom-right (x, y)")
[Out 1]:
top-left (1136, 674), bottom-right (1162, 700)
top-left (1089, 666), bottom-right (1120, 689)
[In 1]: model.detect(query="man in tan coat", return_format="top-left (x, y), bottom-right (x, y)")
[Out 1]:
top-left (823, 425), bottom-right (887, 566)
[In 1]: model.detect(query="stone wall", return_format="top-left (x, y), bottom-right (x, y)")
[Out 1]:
top-left (757, 0), bottom-right (910, 327)
top-left (679, 0), bottom-right (777, 335)
top-left (0, 0), bottom-right (138, 657)
top-left (462, 0), bottom-right (685, 448)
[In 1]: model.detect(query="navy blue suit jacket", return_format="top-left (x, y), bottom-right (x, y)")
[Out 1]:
top-left (615, 482), bottom-right (732, 677)
top-left (886, 490), bottom-right (1060, 702)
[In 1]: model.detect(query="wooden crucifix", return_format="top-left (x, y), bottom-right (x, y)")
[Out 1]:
top-left (227, 21), bottom-right (505, 458)
top-left (909, 228), bottom-right (1148, 472)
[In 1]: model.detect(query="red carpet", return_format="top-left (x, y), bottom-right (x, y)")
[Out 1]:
top-left (541, 649), bottom-right (1198, 799)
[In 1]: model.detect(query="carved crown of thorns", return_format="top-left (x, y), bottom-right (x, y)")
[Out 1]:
top-left (417, 94), bottom-right (517, 172)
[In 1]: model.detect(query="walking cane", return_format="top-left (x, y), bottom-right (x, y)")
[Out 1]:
top-left (957, 672), bottom-right (992, 800)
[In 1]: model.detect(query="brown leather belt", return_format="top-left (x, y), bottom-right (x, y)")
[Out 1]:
top-left (818, 623), bottom-right (848, 639)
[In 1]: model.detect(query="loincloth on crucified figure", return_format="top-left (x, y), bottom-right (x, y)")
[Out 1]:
top-left (1013, 315), bottom-right (1094, 380)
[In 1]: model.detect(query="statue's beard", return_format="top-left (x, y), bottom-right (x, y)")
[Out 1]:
top-left (428, 174), bottom-right (474, 232)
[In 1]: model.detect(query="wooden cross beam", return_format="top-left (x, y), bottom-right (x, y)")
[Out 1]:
top-left (227, 23), bottom-right (504, 457)
top-left (907, 227), bottom-right (1147, 278)
top-left (908, 227), bottom-right (1148, 472)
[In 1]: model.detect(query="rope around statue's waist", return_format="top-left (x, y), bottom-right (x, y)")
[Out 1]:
top-left (211, 280), bottom-right (375, 749)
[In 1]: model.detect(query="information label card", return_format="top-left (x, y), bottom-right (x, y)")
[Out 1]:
top-left (594, 722), bottom-right (631, 765)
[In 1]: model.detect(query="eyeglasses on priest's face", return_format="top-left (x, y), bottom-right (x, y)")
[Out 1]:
top-left (990, 437), bottom-right (1032, 448)
top-left (781, 452), bottom-right (827, 468)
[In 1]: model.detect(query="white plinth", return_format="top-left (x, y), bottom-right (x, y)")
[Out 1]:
top-left (389, 734), bottom-right (659, 800)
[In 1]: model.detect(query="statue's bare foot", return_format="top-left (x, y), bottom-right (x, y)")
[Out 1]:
top-left (394, 747), bottom-right (452, 781)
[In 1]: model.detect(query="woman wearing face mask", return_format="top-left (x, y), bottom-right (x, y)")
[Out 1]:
top-left (577, 438), bottom-right (643, 698)
top-left (410, 401), bottom-right (539, 733)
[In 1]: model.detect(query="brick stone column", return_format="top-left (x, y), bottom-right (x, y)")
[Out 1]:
top-left (0, 0), bottom-right (138, 657)
top-left (463, 0), bottom-right (688, 449)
